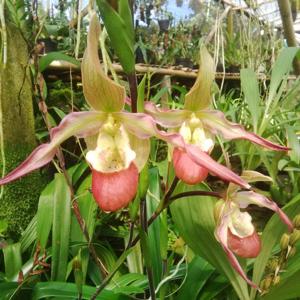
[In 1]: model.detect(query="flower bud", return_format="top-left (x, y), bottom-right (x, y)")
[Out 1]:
top-left (267, 258), bottom-right (279, 272)
top-left (287, 246), bottom-right (297, 258)
top-left (289, 229), bottom-right (300, 246)
top-left (292, 215), bottom-right (300, 229)
top-left (273, 275), bottom-right (280, 285)
top-left (280, 233), bottom-right (290, 250)
top-left (73, 256), bottom-right (83, 295)
top-left (260, 276), bottom-right (272, 291)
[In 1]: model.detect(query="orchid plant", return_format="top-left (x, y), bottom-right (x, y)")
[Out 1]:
top-left (145, 47), bottom-right (289, 185)
top-left (0, 12), bottom-right (294, 292)
top-left (0, 14), bottom-right (256, 207)
top-left (144, 47), bottom-right (293, 288)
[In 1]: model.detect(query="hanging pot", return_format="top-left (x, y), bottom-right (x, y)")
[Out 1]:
top-left (37, 38), bottom-right (58, 54)
top-left (158, 19), bottom-right (170, 32)
top-left (175, 57), bottom-right (194, 69)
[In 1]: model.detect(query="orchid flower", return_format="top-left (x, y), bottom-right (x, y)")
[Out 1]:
top-left (0, 14), bottom-right (255, 212)
top-left (145, 47), bottom-right (289, 185)
top-left (0, 13), bottom-right (152, 212)
top-left (214, 170), bottom-right (293, 289)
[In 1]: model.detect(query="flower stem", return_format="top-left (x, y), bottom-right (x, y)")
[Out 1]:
top-left (168, 191), bottom-right (222, 202)
top-left (140, 197), bottom-right (157, 300)
top-left (128, 72), bottom-right (138, 113)
top-left (34, 66), bottom-right (107, 279)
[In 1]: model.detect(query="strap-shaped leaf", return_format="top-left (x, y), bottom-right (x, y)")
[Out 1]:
top-left (82, 13), bottom-right (126, 112)
top-left (97, 0), bottom-right (135, 74)
top-left (118, 0), bottom-right (134, 46)
top-left (184, 47), bottom-right (215, 111)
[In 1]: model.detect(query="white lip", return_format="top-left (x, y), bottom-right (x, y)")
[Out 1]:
top-left (86, 124), bottom-right (136, 173)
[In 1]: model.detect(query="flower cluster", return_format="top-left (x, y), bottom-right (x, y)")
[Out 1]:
top-left (0, 13), bottom-right (292, 289)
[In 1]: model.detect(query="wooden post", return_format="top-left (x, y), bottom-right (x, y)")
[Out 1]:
top-left (277, 0), bottom-right (300, 75)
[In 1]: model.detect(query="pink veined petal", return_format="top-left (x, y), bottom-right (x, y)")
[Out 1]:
top-left (0, 144), bottom-right (56, 185)
top-left (114, 111), bottom-right (159, 138)
top-left (91, 162), bottom-right (139, 212)
top-left (0, 111), bottom-right (106, 185)
top-left (227, 228), bottom-right (261, 258)
top-left (82, 13), bottom-right (125, 112)
top-left (185, 144), bottom-right (251, 189)
top-left (235, 191), bottom-right (293, 232)
top-left (216, 214), bottom-right (261, 290)
top-left (144, 101), bottom-right (190, 128)
top-left (172, 147), bottom-right (208, 184)
top-left (199, 110), bottom-right (290, 151)
top-left (116, 112), bottom-right (250, 189)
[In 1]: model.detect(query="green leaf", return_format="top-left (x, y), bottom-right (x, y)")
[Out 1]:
top-left (0, 282), bottom-right (18, 299)
top-left (39, 52), bottom-right (80, 72)
top-left (137, 74), bottom-right (147, 113)
top-left (70, 175), bottom-right (97, 282)
top-left (97, 0), bottom-right (135, 74)
top-left (31, 282), bottom-right (130, 299)
top-left (175, 256), bottom-right (215, 300)
top-left (20, 215), bottom-right (37, 253)
top-left (118, 0), bottom-right (134, 45)
top-left (37, 181), bottom-right (55, 250)
top-left (3, 243), bottom-right (22, 280)
top-left (261, 245), bottom-right (300, 300)
top-left (0, 220), bottom-right (8, 235)
top-left (146, 167), bottom-right (164, 285)
top-left (250, 194), bottom-right (300, 299)
top-left (198, 274), bottom-right (229, 300)
top-left (51, 174), bottom-right (71, 281)
top-left (286, 126), bottom-right (300, 164)
top-left (240, 68), bottom-right (261, 133)
top-left (268, 47), bottom-right (299, 104)
top-left (170, 182), bottom-right (250, 300)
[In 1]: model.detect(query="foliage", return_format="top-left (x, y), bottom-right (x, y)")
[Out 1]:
top-left (1, 2), bottom-right (300, 300)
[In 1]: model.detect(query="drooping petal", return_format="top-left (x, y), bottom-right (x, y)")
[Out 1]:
top-left (184, 47), bottom-right (215, 111)
top-left (173, 147), bottom-right (208, 184)
top-left (228, 229), bottom-right (261, 258)
top-left (235, 191), bottom-right (293, 231)
top-left (0, 111), bottom-right (106, 185)
top-left (199, 110), bottom-right (290, 151)
top-left (144, 101), bottom-right (190, 128)
top-left (116, 112), bottom-right (250, 189)
top-left (91, 162), bottom-right (139, 212)
top-left (185, 145), bottom-right (251, 189)
top-left (82, 12), bottom-right (126, 112)
top-left (215, 213), bottom-right (260, 290)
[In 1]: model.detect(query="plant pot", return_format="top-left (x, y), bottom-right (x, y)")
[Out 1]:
top-left (38, 38), bottom-right (58, 53)
top-left (158, 19), bottom-right (170, 32)
top-left (175, 57), bottom-right (194, 69)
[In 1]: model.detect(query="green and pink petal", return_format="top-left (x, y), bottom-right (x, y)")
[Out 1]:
top-left (0, 111), bottom-right (106, 185)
